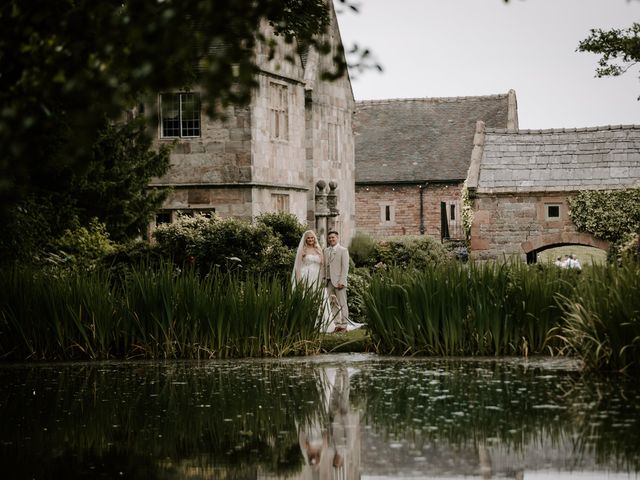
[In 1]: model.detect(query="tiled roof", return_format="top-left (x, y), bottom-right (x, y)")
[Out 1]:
top-left (475, 125), bottom-right (640, 193)
top-left (354, 94), bottom-right (512, 183)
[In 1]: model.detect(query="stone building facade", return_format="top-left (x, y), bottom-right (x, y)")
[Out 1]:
top-left (467, 122), bottom-right (640, 261)
top-left (148, 5), bottom-right (355, 245)
top-left (354, 91), bottom-right (518, 240)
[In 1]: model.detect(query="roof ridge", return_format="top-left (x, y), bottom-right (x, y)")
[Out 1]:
top-left (485, 124), bottom-right (640, 134)
top-left (356, 93), bottom-right (510, 106)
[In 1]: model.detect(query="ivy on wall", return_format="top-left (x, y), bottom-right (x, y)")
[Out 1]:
top-left (569, 189), bottom-right (640, 243)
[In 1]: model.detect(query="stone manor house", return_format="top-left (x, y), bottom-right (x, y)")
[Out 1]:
top-left (148, 3), bottom-right (356, 246)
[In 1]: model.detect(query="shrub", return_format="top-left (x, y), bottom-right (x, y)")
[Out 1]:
top-left (346, 267), bottom-right (371, 324)
top-left (45, 218), bottom-right (116, 271)
top-left (153, 214), bottom-right (293, 277)
top-left (349, 231), bottom-right (377, 267)
top-left (255, 212), bottom-right (306, 249)
top-left (443, 239), bottom-right (469, 262)
top-left (153, 213), bottom-right (212, 265)
top-left (101, 239), bottom-right (164, 276)
top-left (194, 217), bottom-right (280, 274)
top-left (257, 242), bottom-right (297, 281)
top-left (372, 235), bottom-right (449, 270)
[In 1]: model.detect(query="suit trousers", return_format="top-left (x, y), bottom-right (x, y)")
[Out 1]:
top-left (326, 280), bottom-right (349, 327)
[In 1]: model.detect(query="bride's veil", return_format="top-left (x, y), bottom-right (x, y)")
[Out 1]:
top-left (291, 230), bottom-right (319, 289)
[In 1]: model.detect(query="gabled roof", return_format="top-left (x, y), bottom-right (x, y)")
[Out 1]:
top-left (469, 124), bottom-right (640, 193)
top-left (354, 93), bottom-right (515, 183)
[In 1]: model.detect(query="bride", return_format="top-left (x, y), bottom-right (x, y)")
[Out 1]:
top-left (292, 230), bottom-right (334, 332)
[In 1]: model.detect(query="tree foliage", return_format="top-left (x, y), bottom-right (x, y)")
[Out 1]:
top-left (72, 118), bottom-right (171, 242)
top-left (578, 22), bottom-right (640, 83)
top-left (0, 118), bottom-right (171, 264)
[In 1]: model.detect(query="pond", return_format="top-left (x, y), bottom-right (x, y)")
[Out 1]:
top-left (1, 354), bottom-right (639, 479)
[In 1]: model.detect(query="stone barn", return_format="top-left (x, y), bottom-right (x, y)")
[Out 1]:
top-left (147, 4), bottom-right (356, 245)
top-left (354, 91), bottom-right (518, 240)
top-left (466, 122), bottom-right (640, 261)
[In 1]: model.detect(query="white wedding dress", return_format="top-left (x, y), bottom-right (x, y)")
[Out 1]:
top-left (299, 254), bottom-right (334, 333)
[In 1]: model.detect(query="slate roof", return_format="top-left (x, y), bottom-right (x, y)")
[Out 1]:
top-left (473, 125), bottom-right (640, 193)
top-left (354, 94), bottom-right (512, 183)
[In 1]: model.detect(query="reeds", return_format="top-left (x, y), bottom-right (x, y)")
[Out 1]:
top-left (557, 262), bottom-right (640, 372)
top-left (2, 260), bottom-right (638, 371)
top-left (0, 264), bottom-right (325, 360)
top-left (365, 262), bottom-right (580, 357)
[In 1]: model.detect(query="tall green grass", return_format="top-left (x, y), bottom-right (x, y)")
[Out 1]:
top-left (365, 262), bottom-right (579, 357)
top-left (557, 262), bottom-right (640, 372)
top-left (0, 265), bottom-right (324, 360)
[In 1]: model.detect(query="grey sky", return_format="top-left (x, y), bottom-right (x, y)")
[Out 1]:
top-left (335, 0), bottom-right (639, 129)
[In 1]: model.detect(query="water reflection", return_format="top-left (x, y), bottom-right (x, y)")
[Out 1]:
top-left (299, 366), bottom-right (360, 480)
top-left (0, 355), bottom-right (638, 479)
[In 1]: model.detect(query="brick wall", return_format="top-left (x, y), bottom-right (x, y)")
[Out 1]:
top-left (355, 183), bottom-right (464, 239)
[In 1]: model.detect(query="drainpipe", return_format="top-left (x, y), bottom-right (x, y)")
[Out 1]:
top-left (419, 183), bottom-right (427, 234)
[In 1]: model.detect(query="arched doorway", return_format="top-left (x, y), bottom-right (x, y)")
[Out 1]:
top-left (522, 233), bottom-right (609, 264)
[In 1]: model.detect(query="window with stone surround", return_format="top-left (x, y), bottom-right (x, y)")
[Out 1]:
top-left (545, 204), bottom-right (561, 221)
top-left (380, 203), bottom-right (395, 224)
top-left (269, 82), bottom-right (288, 141)
top-left (160, 92), bottom-right (201, 138)
top-left (272, 193), bottom-right (290, 213)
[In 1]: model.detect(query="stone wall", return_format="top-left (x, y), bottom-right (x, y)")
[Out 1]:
top-left (153, 186), bottom-right (253, 222)
top-left (147, 13), bottom-right (355, 241)
top-left (470, 192), bottom-right (608, 261)
top-left (304, 18), bottom-right (356, 244)
top-left (251, 73), bottom-right (306, 187)
top-left (151, 102), bottom-right (253, 186)
top-left (355, 183), bottom-right (463, 239)
top-left (466, 123), bottom-right (638, 260)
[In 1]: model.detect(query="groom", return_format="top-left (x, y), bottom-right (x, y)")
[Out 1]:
top-left (324, 230), bottom-right (349, 333)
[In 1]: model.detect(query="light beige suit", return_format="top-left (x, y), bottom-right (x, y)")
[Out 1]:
top-left (323, 244), bottom-right (349, 327)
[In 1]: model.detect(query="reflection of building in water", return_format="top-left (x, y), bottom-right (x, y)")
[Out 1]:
top-left (293, 366), bottom-right (362, 480)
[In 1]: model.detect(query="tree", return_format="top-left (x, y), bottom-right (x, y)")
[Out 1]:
top-left (71, 118), bottom-right (172, 242)
top-left (0, 118), bottom-right (171, 262)
top-left (578, 22), bottom-right (640, 94)
top-left (0, 0), bottom-right (349, 215)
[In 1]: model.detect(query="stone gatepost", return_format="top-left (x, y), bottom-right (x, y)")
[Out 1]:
top-left (315, 180), bottom-right (340, 247)
top-left (315, 180), bottom-right (329, 247)
top-left (327, 181), bottom-right (340, 232)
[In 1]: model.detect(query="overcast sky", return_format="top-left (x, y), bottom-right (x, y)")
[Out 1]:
top-left (334, 0), bottom-right (640, 129)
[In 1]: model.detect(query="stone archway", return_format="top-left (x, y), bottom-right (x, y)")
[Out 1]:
top-left (521, 232), bottom-right (609, 262)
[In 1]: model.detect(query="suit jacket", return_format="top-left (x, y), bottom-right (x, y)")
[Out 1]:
top-left (324, 244), bottom-right (349, 287)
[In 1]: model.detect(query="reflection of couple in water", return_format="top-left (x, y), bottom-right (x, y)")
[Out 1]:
top-left (292, 230), bottom-right (365, 334)
top-left (299, 366), bottom-right (357, 480)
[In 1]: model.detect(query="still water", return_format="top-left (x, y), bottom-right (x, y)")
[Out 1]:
top-left (1, 354), bottom-right (639, 479)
